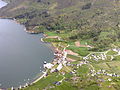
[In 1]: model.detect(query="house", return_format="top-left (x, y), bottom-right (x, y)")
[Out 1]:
top-left (44, 63), bottom-right (54, 69)
top-left (57, 63), bottom-right (63, 71)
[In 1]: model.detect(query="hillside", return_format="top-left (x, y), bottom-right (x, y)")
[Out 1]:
top-left (0, 0), bottom-right (120, 49)
top-left (1, 0), bottom-right (119, 27)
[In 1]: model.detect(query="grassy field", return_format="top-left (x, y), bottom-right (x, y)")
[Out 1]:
top-left (50, 81), bottom-right (77, 90)
top-left (67, 54), bottom-right (81, 61)
top-left (76, 64), bottom-right (90, 76)
top-left (107, 50), bottom-right (118, 55)
top-left (67, 46), bottom-right (90, 56)
top-left (93, 63), bottom-right (110, 70)
top-left (107, 61), bottom-right (120, 74)
top-left (22, 73), bottom-right (63, 90)
top-left (113, 56), bottom-right (120, 61)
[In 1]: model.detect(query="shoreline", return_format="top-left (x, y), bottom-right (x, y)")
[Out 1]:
top-left (0, 2), bottom-right (56, 89)
top-left (0, 17), bottom-right (41, 34)
top-left (0, 1), bottom-right (55, 89)
top-left (16, 37), bottom-right (55, 89)
top-left (8, 18), bottom-right (55, 89)
top-left (0, 17), bottom-right (55, 89)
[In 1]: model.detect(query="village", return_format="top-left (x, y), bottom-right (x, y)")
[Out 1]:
top-left (41, 31), bottom-right (120, 89)
top-left (22, 31), bottom-right (120, 90)
top-left (43, 45), bottom-right (120, 86)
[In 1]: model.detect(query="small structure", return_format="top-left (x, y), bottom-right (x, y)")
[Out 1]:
top-left (44, 63), bottom-right (54, 69)
top-left (57, 64), bottom-right (63, 71)
top-left (50, 68), bottom-right (56, 73)
top-left (53, 81), bottom-right (61, 85)
top-left (108, 78), bottom-right (112, 81)
top-left (19, 85), bottom-right (22, 89)
top-left (11, 87), bottom-right (14, 90)
top-left (62, 50), bottom-right (67, 61)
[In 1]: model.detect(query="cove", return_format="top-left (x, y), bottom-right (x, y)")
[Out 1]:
top-left (0, 0), bottom-right (54, 89)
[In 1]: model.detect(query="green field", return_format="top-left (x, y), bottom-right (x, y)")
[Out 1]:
top-left (22, 73), bottom-right (63, 90)
top-left (67, 46), bottom-right (90, 56)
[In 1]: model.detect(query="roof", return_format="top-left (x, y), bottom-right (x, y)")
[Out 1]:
top-left (57, 63), bottom-right (63, 71)
top-left (44, 63), bottom-right (54, 69)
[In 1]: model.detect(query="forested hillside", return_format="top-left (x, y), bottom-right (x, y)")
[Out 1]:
top-left (1, 0), bottom-right (120, 50)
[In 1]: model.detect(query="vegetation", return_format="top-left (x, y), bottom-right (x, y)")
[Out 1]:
top-left (22, 73), bottom-right (63, 90)
top-left (67, 46), bottom-right (90, 56)
top-left (1, 0), bottom-right (120, 49)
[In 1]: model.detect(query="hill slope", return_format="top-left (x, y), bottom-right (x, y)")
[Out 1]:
top-left (1, 0), bottom-right (120, 27)
top-left (0, 0), bottom-right (120, 49)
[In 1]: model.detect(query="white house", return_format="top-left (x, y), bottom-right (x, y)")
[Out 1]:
top-left (44, 63), bottom-right (54, 69)
top-left (57, 63), bottom-right (63, 71)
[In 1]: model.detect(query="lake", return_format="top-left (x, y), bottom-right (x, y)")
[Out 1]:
top-left (0, 0), bottom-right (54, 88)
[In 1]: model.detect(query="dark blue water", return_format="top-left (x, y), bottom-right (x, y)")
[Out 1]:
top-left (0, 0), bottom-right (54, 88)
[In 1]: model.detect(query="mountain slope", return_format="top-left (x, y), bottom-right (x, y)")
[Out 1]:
top-left (1, 0), bottom-right (119, 27)
top-left (0, 0), bottom-right (120, 49)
